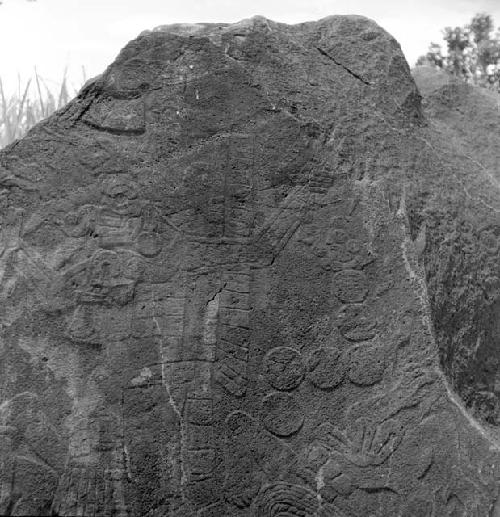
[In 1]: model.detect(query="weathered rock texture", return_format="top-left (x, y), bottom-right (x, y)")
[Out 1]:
top-left (1, 14), bottom-right (500, 517)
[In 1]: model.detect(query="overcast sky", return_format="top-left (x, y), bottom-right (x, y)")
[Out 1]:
top-left (1, 0), bottom-right (500, 96)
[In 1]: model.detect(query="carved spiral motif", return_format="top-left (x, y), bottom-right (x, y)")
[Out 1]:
top-left (254, 482), bottom-right (319, 516)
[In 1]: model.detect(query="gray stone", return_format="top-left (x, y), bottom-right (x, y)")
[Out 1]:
top-left (1, 14), bottom-right (500, 517)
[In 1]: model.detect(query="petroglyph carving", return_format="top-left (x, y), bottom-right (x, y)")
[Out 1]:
top-left (122, 383), bottom-right (175, 516)
top-left (82, 97), bottom-right (146, 135)
top-left (313, 234), bottom-right (368, 270)
top-left (261, 392), bottom-right (304, 437)
top-left (51, 464), bottom-right (123, 517)
top-left (101, 175), bottom-right (138, 208)
top-left (0, 393), bottom-right (67, 516)
top-left (337, 304), bottom-right (377, 342)
top-left (254, 482), bottom-right (319, 516)
top-left (306, 346), bottom-right (347, 389)
top-left (66, 304), bottom-right (99, 344)
top-left (224, 410), bottom-right (262, 508)
top-left (63, 249), bottom-right (142, 307)
top-left (478, 224), bottom-right (500, 255)
top-left (315, 417), bottom-right (404, 467)
top-left (215, 268), bottom-right (251, 397)
top-left (263, 346), bottom-right (305, 391)
top-left (348, 341), bottom-right (387, 386)
top-left (4, 13), bottom-right (500, 517)
top-left (62, 196), bottom-right (163, 262)
top-left (319, 461), bottom-right (356, 498)
top-left (95, 209), bottom-right (142, 251)
top-left (62, 205), bottom-right (97, 238)
top-left (254, 185), bottom-right (310, 261)
top-left (136, 230), bottom-right (162, 257)
top-left (332, 269), bottom-right (369, 303)
top-left (306, 208), bottom-right (375, 271)
top-left (347, 365), bottom-right (438, 424)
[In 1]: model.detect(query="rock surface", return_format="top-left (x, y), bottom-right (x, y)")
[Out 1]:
top-left (0, 14), bottom-right (500, 517)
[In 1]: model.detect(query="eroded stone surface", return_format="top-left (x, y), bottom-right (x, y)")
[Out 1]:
top-left (0, 14), bottom-right (500, 517)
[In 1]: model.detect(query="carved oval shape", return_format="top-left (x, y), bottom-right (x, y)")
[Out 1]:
top-left (306, 347), bottom-right (346, 389)
top-left (332, 269), bottom-right (369, 303)
top-left (136, 232), bottom-right (162, 257)
top-left (261, 392), bottom-right (304, 437)
top-left (340, 314), bottom-right (377, 342)
top-left (348, 342), bottom-right (386, 386)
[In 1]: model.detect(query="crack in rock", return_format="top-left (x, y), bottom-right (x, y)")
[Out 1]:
top-left (317, 47), bottom-right (372, 86)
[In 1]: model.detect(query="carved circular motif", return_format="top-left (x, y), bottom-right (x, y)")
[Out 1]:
top-left (332, 269), bottom-right (369, 303)
top-left (225, 410), bottom-right (255, 438)
top-left (255, 482), bottom-right (319, 516)
top-left (306, 347), bottom-right (345, 390)
top-left (136, 232), bottom-right (162, 257)
top-left (345, 239), bottom-right (362, 254)
top-left (328, 244), bottom-right (355, 263)
top-left (261, 392), bottom-right (304, 437)
top-left (263, 347), bottom-right (304, 391)
top-left (339, 314), bottom-right (377, 342)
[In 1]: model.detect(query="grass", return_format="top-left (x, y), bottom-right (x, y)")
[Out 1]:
top-left (0, 68), bottom-right (85, 149)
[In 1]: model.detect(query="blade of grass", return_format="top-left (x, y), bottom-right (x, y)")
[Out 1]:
top-left (26, 99), bottom-right (37, 129)
top-left (14, 78), bottom-right (32, 140)
top-left (57, 65), bottom-right (69, 109)
top-left (34, 67), bottom-right (48, 119)
top-left (1, 68), bottom-right (82, 148)
top-left (0, 77), bottom-right (13, 145)
top-left (39, 75), bottom-right (54, 118)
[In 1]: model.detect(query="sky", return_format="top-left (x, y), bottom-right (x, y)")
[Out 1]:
top-left (1, 0), bottom-right (500, 97)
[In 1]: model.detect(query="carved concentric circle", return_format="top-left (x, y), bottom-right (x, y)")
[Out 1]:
top-left (261, 392), bottom-right (304, 437)
top-left (255, 482), bottom-right (319, 516)
top-left (263, 347), bottom-right (304, 391)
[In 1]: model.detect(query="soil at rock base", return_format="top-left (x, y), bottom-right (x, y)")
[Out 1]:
top-left (1, 14), bottom-right (500, 517)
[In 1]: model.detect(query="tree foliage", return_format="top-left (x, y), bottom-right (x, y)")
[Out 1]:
top-left (417, 13), bottom-right (500, 91)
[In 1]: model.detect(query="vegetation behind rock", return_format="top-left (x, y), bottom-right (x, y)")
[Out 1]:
top-left (417, 12), bottom-right (500, 91)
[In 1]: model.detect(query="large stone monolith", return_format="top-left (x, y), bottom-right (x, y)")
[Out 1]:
top-left (1, 15), bottom-right (500, 516)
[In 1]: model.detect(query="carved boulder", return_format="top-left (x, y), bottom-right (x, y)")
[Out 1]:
top-left (1, 15), bottom-right (500, 517)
